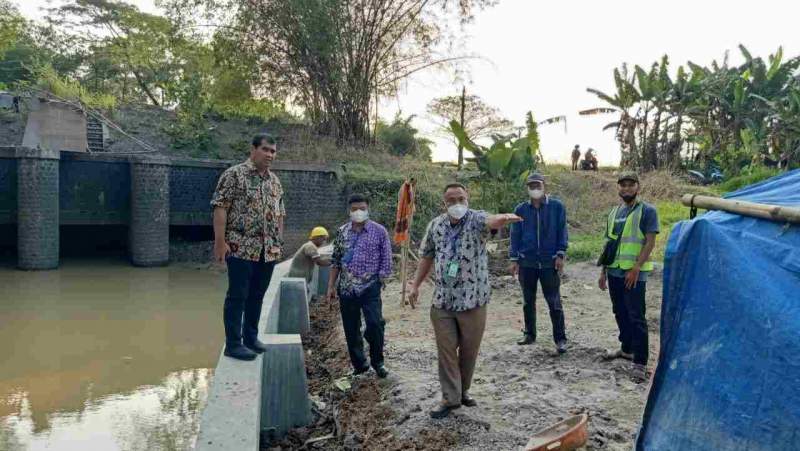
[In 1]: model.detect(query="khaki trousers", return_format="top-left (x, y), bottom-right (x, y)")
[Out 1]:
top-left (430, 304), bottom-right (488, 406)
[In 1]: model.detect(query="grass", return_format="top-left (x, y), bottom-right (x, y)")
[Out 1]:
top-left (567, 202), bottom-right (690, 264)
top-left (716, 167), bottom-right (782, 194)
top-left (568, 233), bottom-right (604, 262)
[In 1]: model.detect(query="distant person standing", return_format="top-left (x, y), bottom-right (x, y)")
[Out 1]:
top-left (509, 173), bottom-right (568, 354)
top-left (571, 145), bottom-right (581, 171)
top-left (598, 171), bottom-right (659, 382)
top-left (211, 134), bottom-right (285, 361)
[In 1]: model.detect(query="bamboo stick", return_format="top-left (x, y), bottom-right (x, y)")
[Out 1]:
top-left (400, 244), bottom-right (408, 307)
top-left (681, 194), bottom-right (800, 224)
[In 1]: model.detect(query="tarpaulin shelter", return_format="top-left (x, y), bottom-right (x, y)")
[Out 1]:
top-left (637, 169), bottom-right (800, 450)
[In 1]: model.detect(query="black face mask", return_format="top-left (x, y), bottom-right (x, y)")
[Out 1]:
top-left (620, 193), bottom-right (637, 203)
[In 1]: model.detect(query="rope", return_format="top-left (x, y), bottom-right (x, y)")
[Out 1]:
top-left (689, 195), bottom-right (696, 219)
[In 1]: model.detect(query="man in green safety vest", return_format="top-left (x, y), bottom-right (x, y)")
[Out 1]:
top-left (598, 171), bottom-right (659, 382)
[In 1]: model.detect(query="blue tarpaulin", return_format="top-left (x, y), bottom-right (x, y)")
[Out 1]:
top-left (636, 169), bottom-right (800, 450)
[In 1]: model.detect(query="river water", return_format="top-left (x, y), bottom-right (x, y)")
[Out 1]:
top-left (0, 258), bottom-right (227, 451)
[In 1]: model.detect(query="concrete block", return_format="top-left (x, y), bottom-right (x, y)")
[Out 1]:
top-left (261, 260), bottom-right (290, 334)
top-left (277, 278), bottom-right (310, 335)
top-left (194, 350), bottom-right (262, 451)
top-left (259, 334), bottom-right (312, 440)
top-left (315, 265), bottom-right (330, 297)
top-left (22, 99), bottom-right (88, 152)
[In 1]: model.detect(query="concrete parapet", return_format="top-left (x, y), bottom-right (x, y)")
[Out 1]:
top-left (194, 350), bottom-right (262, 451)
top-left (259, 334), bottom-right (312, 440)
top-left (16, 147), bottom-right (59, 270)
top-left (277, 278), bottom-right (310, 335)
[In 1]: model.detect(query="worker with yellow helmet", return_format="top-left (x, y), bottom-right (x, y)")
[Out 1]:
top-left (288, 226), bottom-right (332, 283)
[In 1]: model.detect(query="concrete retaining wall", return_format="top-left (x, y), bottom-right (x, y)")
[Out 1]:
top-left (0, 147), bottom-right (348, 268)
top-left (195, 261), bottom-right (331, 450)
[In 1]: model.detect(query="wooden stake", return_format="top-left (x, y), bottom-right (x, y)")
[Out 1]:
top-left (681, 194), bottom-right (800, 224)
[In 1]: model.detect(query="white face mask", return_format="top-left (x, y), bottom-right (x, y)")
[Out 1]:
top-left (447, 203), bottom-right (468, 220)
top-left (350, 209), bottom-right (369, 223)
top-left (529, 189), bottom-right (544, 200)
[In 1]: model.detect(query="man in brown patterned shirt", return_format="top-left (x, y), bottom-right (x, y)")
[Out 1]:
top-left (211, 134), bottom-right (285, 361)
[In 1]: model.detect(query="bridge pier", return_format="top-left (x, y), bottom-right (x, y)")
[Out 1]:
top-left (16, 147), bottom-right (59, 270)
top-left (129, 155), bottom-right (170, 266)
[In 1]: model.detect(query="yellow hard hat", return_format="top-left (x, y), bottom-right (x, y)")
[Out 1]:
top-left (309, 226), bottom-right (329, 239)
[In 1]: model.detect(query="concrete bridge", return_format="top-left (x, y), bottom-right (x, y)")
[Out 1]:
top-left (0, 146), bottom-right (347, 269)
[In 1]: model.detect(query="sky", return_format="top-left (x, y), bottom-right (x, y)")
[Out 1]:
top-left (15, 0), bottom-right (800, 164)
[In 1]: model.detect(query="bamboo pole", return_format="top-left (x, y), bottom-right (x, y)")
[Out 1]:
top-left (400, 244), bottom-right (408, 307)
top-left (681, 194), bottom-right (800, 224)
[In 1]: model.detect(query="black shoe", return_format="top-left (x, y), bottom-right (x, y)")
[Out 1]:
top-left (224, 345), bottom-right (257, 361)
top-left (375, 366), bottom-right (389, 379)
top-left (461, 394), bottom-right (477, 407)
top-left (352, 366), bottom-right (370, 377)
top-left (556, 340), bottom-right (568, 354)
top-left (517, 334), bottom-right (535, 345)
top-left (429, 403), bottom-right (460, 419)
top-left (244, 338), bottom-right (267, 354)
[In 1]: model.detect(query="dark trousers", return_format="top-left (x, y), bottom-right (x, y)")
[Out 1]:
top-left (339, 283), bottom-right (385, 371)
top-left (608, 275), bottom-right (648, 365)
top-left (518, 266), bottom-right (567, 343)
top-left (223, 255), bottom-right (276, 348)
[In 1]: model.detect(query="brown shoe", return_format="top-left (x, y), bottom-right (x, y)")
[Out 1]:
top-left (429, 402), bottom-right (460, 419)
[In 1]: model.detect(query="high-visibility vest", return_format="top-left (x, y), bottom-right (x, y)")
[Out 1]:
top-left (606, 203), bottom-right (654, 271)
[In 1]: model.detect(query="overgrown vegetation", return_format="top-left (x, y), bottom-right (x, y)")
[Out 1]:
top-left (716, 166), bottom-right (782, 193)
top-left (584, 47), bottom-right (800, 176)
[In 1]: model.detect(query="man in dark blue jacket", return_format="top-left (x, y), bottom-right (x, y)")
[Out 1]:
top-left (509, 172), bottom-right (568, 353)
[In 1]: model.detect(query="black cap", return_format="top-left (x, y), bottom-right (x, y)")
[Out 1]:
top-left (617, 171), bottom-right (639, 184)
top-left (526, 172), bottom-right (545, 184)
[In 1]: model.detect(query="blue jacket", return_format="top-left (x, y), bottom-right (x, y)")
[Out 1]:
top-left (509, 196), bottom-right (568, 267)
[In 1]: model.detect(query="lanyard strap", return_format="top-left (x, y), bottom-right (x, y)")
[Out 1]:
top-left (445, 222), bottom-right (465, 260)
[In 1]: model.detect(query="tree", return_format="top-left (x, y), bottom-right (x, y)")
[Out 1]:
top-left (162, 0), bottom-right (497, 143)
top-left (376, 114), bottom-right (433, 161)
top-left (48, 0), bottom-right (201, 106)
top-left (583, 47), bottom-right (800, 174)
top-left (427, 88), bottom-right (513, 168)
top-left (0, 0), bottom-right (25, 61)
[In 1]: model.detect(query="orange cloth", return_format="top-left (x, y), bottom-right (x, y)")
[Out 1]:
top-left (393, 180), bottom-right (415, 244)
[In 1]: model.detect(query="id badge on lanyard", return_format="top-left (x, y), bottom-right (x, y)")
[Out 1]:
top-left (446, 261), bottom-right (459, 279)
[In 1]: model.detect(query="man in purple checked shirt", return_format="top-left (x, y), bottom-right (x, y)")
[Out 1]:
top-left (325, 193), bottom-right (393, 378)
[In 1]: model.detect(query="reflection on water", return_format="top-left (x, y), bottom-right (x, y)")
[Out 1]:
top-left (1, 369), bottom-right (211, 451)
top-left (0, 258), bottom-right (227, 451)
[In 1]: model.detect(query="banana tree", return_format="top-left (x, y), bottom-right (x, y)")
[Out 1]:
top-left (448, 111), bottom-right (566, 213)
top-left (449, 111), bottom-right (565, 182)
